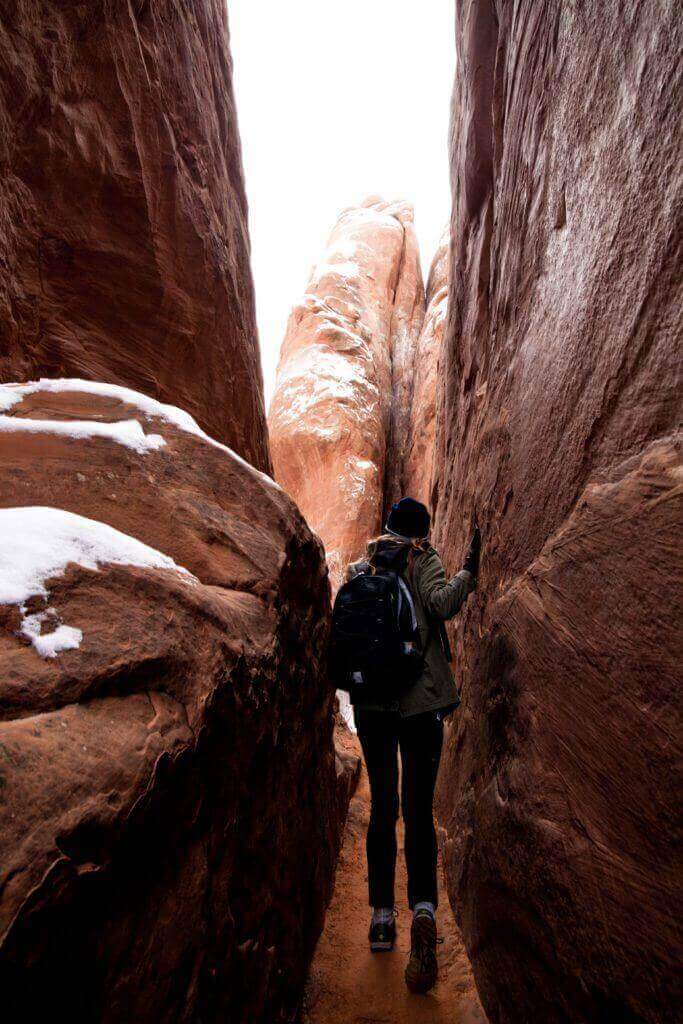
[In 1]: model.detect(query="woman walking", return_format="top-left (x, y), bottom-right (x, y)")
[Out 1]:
top-left (340, 497), bottom-right (480, 994)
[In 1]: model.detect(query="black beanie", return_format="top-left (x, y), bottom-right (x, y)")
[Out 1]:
top-left (385, 497), bottom-right (430, 539)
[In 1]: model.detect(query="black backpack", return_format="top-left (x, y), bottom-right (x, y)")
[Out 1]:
top-left (330, 544), bottom-right (424, 695)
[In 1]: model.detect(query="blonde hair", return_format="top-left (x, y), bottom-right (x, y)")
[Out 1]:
top-left (366, 533), bottom-right (430, 563)
top-left (345, 534), bottom-right (430, 583)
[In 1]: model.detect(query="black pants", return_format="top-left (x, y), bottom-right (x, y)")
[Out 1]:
top-left (355, 709), bottom-right (443, 910)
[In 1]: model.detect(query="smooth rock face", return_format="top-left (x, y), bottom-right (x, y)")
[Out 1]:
top-left (403, 228), bottom-right (449, 509)
top-left (0, 382), bottom-right (352, 1023)
top-left (381, 205), bottom-right (426, 514)
top-left (0, 1), bottom-right (270, 470)
top-left (269, 197), bottom-right (424, 593)
top-left (432, 4), bottom-right (682, 1023)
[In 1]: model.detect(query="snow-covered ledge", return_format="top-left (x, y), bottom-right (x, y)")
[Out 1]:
top-left (0, 378), bottom-right (280, 488)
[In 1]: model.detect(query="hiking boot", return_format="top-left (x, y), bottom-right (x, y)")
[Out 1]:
top-left (369, 917), bottom-right (396, 952)
top-left (405, 911), bottom-right (438, 993)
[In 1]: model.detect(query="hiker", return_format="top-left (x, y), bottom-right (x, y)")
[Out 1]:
top-left (331, 497), bottom-right (480, 994)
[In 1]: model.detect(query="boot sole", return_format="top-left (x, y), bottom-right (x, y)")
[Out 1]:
top-left (405, 972), bottom-right (437, 994)
top-left (370, 940), bottom-right (394, 952)
top-left (405, 915), bottom-right (438, 992)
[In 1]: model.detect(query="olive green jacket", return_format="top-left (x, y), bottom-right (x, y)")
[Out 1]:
top-left (348, 543), bottom-right (475, 717)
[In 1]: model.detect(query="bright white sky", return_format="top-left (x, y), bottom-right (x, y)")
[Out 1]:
top-left (229, 1), bottom-right (455, 406)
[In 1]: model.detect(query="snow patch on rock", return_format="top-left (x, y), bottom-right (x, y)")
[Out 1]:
top-left (20, 609), bottom-right (83, 658)
top-left (310, 261), bottom-right (360, 285)
top-left (0, 415), bottom-right (166, 454)
top-left (1, 506), bottom-right (196, 658)
top-left (332, 237), bottom-right (373, 263)
top-left (0, 506), bottom-right (195, 607)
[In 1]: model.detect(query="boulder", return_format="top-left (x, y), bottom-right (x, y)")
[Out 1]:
top-left (0, 1), bottom-right (269, 469)
top-left (432, 3), bottom-right (682, 1022)
top-left (0, 379), bottom-right (352, 1023)
top-left (404, 228), bottom-right (449, 509)
top-left (269, 197), bottom-right (424, 594)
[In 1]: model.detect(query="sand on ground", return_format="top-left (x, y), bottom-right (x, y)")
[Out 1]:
top-left (303, 752), bottom-right (488, 1024)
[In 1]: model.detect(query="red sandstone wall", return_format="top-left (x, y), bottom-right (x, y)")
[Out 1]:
top-left (433, 3), bottom-right (682, 1022)
top-left (0, 0), bottom-right (269, 470)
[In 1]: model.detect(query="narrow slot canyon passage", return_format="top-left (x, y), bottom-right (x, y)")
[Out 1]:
top-left (267, 195), bottom-right (488, 1016)
top-left (0, 2), bottom-right (679, 1023)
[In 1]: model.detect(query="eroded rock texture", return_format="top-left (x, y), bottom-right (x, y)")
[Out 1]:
top-left (269, 197), bottom-right (423, 592)
top-left (433, 4), bottom-right (682, 1023)
top-left (0, 381), bottom-right (352, 1023)
top-left (0, 1), bottom-right (269, 469)
top-left (404, 228), bottom-right (449, 509)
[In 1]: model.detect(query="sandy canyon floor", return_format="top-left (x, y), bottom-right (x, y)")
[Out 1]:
top-left (303, 738), bottom-right (487, 1024)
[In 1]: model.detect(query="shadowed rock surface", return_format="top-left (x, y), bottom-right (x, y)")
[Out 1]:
top-left (0, 381), bottom-right (354, 1023)
top-left (430, 3), bottom-right (683, 1022)
top-left (269, 197), bottom-right (423, 593)
top-left (404, 228), bottom-right (449, 509)
top-left (0, 0), bottom-right (269, 469)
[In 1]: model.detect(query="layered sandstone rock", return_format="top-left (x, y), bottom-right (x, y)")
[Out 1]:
top-left (432, 4), bottom-right (682, 1022)
top-left (0, 1), bottom-right (269, 469)
top-left (0, 380), bottom-right (353, 1023)
top-left (381, 208), bottom-right (426, 513)
top-left (403, 228), bottom-right (449, 508)
top-left (269, 197), bottom-right (423, 593)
